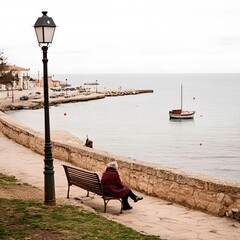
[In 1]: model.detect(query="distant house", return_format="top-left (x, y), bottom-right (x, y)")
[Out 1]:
top-left (35, 76), bottom-right (64, 88)
top-left (5, 65), bottom-right (31, 90)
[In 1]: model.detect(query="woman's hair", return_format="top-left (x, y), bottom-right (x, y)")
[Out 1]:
top-left (107, 161), bottom-right (118, 170)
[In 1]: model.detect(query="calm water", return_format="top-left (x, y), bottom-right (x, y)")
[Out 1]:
top-left (8, 73), bottom-right (240, 183)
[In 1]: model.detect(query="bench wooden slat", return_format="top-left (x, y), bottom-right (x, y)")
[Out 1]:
top-left (62, 165), bottom-right (122, 213)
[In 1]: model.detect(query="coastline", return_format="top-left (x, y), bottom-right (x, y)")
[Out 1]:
top-left (0, 108), bottom-right (240, 219)
top-left (2, 133), bottom-right (240, 240)
top-left (0, 87), bottom-right (153, 112)
top-left (2, 85), bottom-right (240, 219)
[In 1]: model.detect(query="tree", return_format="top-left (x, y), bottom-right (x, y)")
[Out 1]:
top-left (0, 51), bottom-right (13, 84)
top-left (0, 50), bottom-right (6, 73)
top-left (0, 51), bottom-right (17, 102)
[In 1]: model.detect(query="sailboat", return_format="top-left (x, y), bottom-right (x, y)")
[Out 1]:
top-left (169, 84), bottom-right (195, 119)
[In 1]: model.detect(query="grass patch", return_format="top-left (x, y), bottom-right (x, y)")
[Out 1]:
top-left (0, 198), bottom-right (161, 239)
top-left (0, 173), bottom-right (162, 239)
top-left (0, 173), bottom-right (18, 186)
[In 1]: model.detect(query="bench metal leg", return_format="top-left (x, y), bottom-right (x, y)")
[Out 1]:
top-left (67, 185), bottom-right (70, 199)
top-left (103, 198), bottom-right (123, 213)
top-left (119, 199), bottom-right (123, 213)
top-left (104, 200), bottom-right (107, 213)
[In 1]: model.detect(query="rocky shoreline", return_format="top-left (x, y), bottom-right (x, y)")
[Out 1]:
top-left (0, 89), bottom-right (153, 112)
top-left (0, 93), bottom-right (105, 111)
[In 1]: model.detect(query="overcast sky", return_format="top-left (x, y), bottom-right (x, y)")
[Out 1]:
top-left (1, 0), bottom-right (240, 75)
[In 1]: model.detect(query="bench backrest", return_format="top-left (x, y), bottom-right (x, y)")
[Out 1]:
top-left (63, 165), bottom-right (104, 196)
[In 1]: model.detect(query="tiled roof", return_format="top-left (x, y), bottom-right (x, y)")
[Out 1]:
top-left (6, 65), bottom-right (30, 71)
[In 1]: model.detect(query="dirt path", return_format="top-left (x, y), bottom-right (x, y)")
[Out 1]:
top-left (0, 179), bottom-right (43, 200)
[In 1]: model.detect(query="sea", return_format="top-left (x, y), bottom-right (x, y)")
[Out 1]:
top-left (7, 73), bottom-right (240, 183)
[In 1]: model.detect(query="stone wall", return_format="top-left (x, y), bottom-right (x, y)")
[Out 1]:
top-left (0, 111), bottom-right (240, 217)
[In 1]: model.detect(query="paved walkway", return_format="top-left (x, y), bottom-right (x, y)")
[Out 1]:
top-left (0, 132), bottom-right (240, 240)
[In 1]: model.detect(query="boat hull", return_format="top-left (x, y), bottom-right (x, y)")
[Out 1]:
top-left (169, 110), bottom-right (195, 119)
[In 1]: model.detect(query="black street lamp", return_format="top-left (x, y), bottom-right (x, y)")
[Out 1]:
top-left (96, 80), bottom-right (98, 93)
top-left (65, 78), bottom-right (68, 97)
top-left (34, 11), bottom-right (56, 205)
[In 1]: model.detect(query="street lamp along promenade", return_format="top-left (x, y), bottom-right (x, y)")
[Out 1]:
top-left (34, 11), bottom-right (56, 205)
top-left (65, 78), bottom-right (68, 97)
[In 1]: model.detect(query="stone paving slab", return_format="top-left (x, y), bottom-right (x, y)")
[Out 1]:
top-left (0, 132), bottom-right (240, 240)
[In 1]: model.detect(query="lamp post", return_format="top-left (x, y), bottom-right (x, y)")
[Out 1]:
top-left (11, 83), bottom-right (14, 103)
top-left (65, 78), bottom-right (68, 97)
top-left (34, 11), bottom-right (56, 205)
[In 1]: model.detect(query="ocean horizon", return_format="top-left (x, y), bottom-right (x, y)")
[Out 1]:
top-left (8, 73), bottom-right (240, 183)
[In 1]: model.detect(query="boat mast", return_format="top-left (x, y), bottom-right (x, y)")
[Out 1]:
top-left (181, 84), bottom-right (183, 111)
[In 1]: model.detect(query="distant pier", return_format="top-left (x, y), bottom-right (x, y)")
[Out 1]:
top-left (0, 89), bottom-right (153, 111)
top-left (99, 89), bottom-right (154, 96)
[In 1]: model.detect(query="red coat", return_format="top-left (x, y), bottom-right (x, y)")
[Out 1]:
top-left (101, 167), bottom-right (130, 198)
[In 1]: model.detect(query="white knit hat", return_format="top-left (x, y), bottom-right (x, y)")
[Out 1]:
top-left (107, 161), bottom-right (118, 170)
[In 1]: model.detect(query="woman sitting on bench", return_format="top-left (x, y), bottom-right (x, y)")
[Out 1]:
top-left (101, 161), bottom-right (143, 210)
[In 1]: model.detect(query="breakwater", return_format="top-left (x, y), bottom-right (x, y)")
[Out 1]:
top-left (0, 111), bottom-right (239, 219)
top-left (0, 93), bottom-right (105, 111)
top-left (0, 89), bottom-right (153, 111)
top-left (100, 89), bottom-right (154, 96)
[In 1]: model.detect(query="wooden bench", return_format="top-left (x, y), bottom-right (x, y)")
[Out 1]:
top-left (62, 165), bottom-right (122, 213)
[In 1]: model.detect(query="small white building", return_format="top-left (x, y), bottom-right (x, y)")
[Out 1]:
top-left (0, 65), bottom-right (34, 99)
top-left (5, 65), bottom-right (31, 90)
